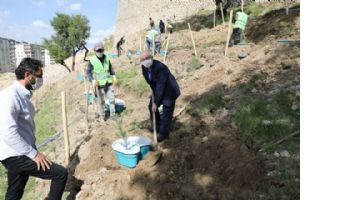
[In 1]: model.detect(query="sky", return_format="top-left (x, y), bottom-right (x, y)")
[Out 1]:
top-left (0, 0), bottom-right (118, 47)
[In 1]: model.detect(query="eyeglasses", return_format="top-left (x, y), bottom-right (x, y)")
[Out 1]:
top-left (96, 49), bottom-right (104, 53)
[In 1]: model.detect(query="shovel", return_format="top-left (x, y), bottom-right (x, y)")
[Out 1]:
top-left (145, 92), bottom-right (163, 166)
top-left (93, 75), bottom-right (104, 121)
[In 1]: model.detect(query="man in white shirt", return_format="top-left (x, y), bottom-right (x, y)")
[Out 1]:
top-left (0, 58), bottom-right (68, 200)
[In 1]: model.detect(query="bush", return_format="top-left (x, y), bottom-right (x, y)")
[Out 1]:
top-left (234, 90), bottom-right (299, 150)
top-left (245, 3), bottom-right (264, 16)
top-left (187, 57), bottom-right (201, 72)
top-left (115, 68), bottom-right (149, 96)
top-left (188, 92), bottom-right (225, 116)
top-left (34, 91), bottom-right (61, 145)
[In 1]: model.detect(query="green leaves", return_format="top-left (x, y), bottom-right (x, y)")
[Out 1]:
top-left (43, 13), bottom-right (90, 67)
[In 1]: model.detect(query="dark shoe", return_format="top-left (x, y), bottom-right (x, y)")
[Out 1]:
top-left (157, 134), bottom-right (168, 143)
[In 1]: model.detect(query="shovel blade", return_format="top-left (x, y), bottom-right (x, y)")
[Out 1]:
top-left (146, 151), bottom-right (163, 167)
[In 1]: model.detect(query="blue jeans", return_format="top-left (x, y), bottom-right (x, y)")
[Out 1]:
top-left (1, 155), bottom-right (68, 200)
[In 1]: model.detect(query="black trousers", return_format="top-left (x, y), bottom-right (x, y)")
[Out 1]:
top-left (229, 28), bottom-right (244, 46)
top-left (1, 155), bottom-right (68, 200)
top-left (149, 99), bottom-right (175, 138)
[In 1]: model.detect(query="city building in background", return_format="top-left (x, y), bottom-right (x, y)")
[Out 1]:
top-left (0, 36), bottom-right (54, 72)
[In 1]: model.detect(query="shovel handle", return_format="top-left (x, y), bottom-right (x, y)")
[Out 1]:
top-left (151, 91), bottom-right (158, 150)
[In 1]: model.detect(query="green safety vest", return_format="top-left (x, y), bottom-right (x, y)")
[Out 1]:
top-left (90, 54), bottom-right (112, 86)
top-left (146, 29), bottom-right (158, 41)
top-left (234, 12), bottom-right (248, 31)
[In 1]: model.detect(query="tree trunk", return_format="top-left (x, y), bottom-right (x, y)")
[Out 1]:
top-left (71, 48), bottom-right (76, 72)
top-left (60, 60), bottom-right (71, 73)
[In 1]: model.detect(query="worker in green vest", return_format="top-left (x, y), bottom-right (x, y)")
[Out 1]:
top-left (87, 41), bottom-right (117, 121)
top-left (145, 27), bottom-right (161, 54)
top-left (229, 11), bottom-right (249, 46)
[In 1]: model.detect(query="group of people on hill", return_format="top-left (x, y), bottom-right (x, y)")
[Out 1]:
top-left (146, 17), bottom-right (173, 55)
top-left (0, 9), bottom-right (248, 200)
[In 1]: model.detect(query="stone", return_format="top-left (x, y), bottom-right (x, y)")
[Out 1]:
top-left (262, 120), bottom-right (273, 125)
top-left (280, 150), bottom-right (291, 158)
top-left (281, 61), bottom-right (292, 70)
top-left (238, 52), bottom-right (249, 59)
top-left (202, 136), bottom-right (208, 143)
top-left (273, 152), bottom-right (280, 157)
top-left (267, 170), bottom-right (281, 177)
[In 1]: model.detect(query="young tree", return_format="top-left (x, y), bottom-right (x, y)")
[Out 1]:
top-left (43, 13), bottom-right (90, 72)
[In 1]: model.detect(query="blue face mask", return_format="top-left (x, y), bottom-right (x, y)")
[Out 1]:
top-left (27, 74), bottom-right (43, 90)
top-left (96, 52), bottom-right (104, 58)
top-left (142, 59), bottom-right (153, 68)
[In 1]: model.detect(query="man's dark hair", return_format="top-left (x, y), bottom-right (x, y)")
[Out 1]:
top-left (15, 57), bottom-right (43, 80)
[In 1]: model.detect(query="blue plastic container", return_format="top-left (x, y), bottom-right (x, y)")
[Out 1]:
top-left (160, 50), bottom-right (168, 57)
top-left (105, 104), bottom-right (125, 113)
top-left (114, 151), bottom-right (139, 168)
top-left (105, 98), bottom-right (126, 113)
top-left (77, 74), bottom-right (85, 81)
top-left (112, 136), bottom-right (151, 168)
top-left (140, 145), bottom-right (150, 160)
top-left (83, 92), bottom-right (95, 104)
top-left (109, 54), bottom-right (119, 58)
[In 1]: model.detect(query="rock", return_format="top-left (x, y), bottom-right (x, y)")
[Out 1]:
top-left (223, 95), bottom-right (232, 102)
top-left (262, 120), bottom-right (273, 125)
top-left (280, 150), bottom-right (291, 158)
top-left (267, 170), bottom-right (281, 177)
top-left (281, 62), bottom-right (292, 70)
top-left (225, 69), bottom-right (233, 75)
top-left (251, 88), bottom-right (257, 93)
top-left (238, 52), bottom-right (248, 59)
top-left (202, 136), bottom-right (208, 143)
top-left (273, 152), bottom-right (280, 157)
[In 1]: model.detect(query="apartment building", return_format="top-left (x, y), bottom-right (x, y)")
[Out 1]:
top-left (0, 37), bottom-right (54, 72)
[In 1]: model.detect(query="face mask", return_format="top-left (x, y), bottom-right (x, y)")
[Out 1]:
top-left (32, 77), bottom-right (43, 90)
top-left (142, 59), bottom-right (153, 68)
top-left (26, 75), bottom-right (43, 90)
top-left (96, 52), bottom-right (104, 58)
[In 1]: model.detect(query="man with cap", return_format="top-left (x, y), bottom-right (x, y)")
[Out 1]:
top-left (229, 10), bottom-right (249, 46)
top-left (87, 41), bottom-right (117, 121)
top-left (139, 51), bottom-right (180, 142)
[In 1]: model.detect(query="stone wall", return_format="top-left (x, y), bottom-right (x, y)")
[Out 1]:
top-left (115, 0), bottom-right (215, 42)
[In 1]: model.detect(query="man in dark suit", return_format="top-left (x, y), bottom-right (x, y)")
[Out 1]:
top-left (140, 51), bottom-right (180, 142)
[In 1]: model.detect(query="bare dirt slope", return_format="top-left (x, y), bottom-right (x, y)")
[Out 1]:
top-left (29, 4), bottom-right (299, 200)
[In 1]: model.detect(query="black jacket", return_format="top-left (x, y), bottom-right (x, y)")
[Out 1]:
top-left (142, 60), bottom-right (180, 107)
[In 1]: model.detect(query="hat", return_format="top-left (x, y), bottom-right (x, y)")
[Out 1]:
top-left (139, 51), bottom-right (152, 62)
top-left (94, 42), bottom-right (104, 51)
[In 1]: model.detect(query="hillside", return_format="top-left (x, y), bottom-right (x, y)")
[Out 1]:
top-left (0, 2), bottom-right (300, 200)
